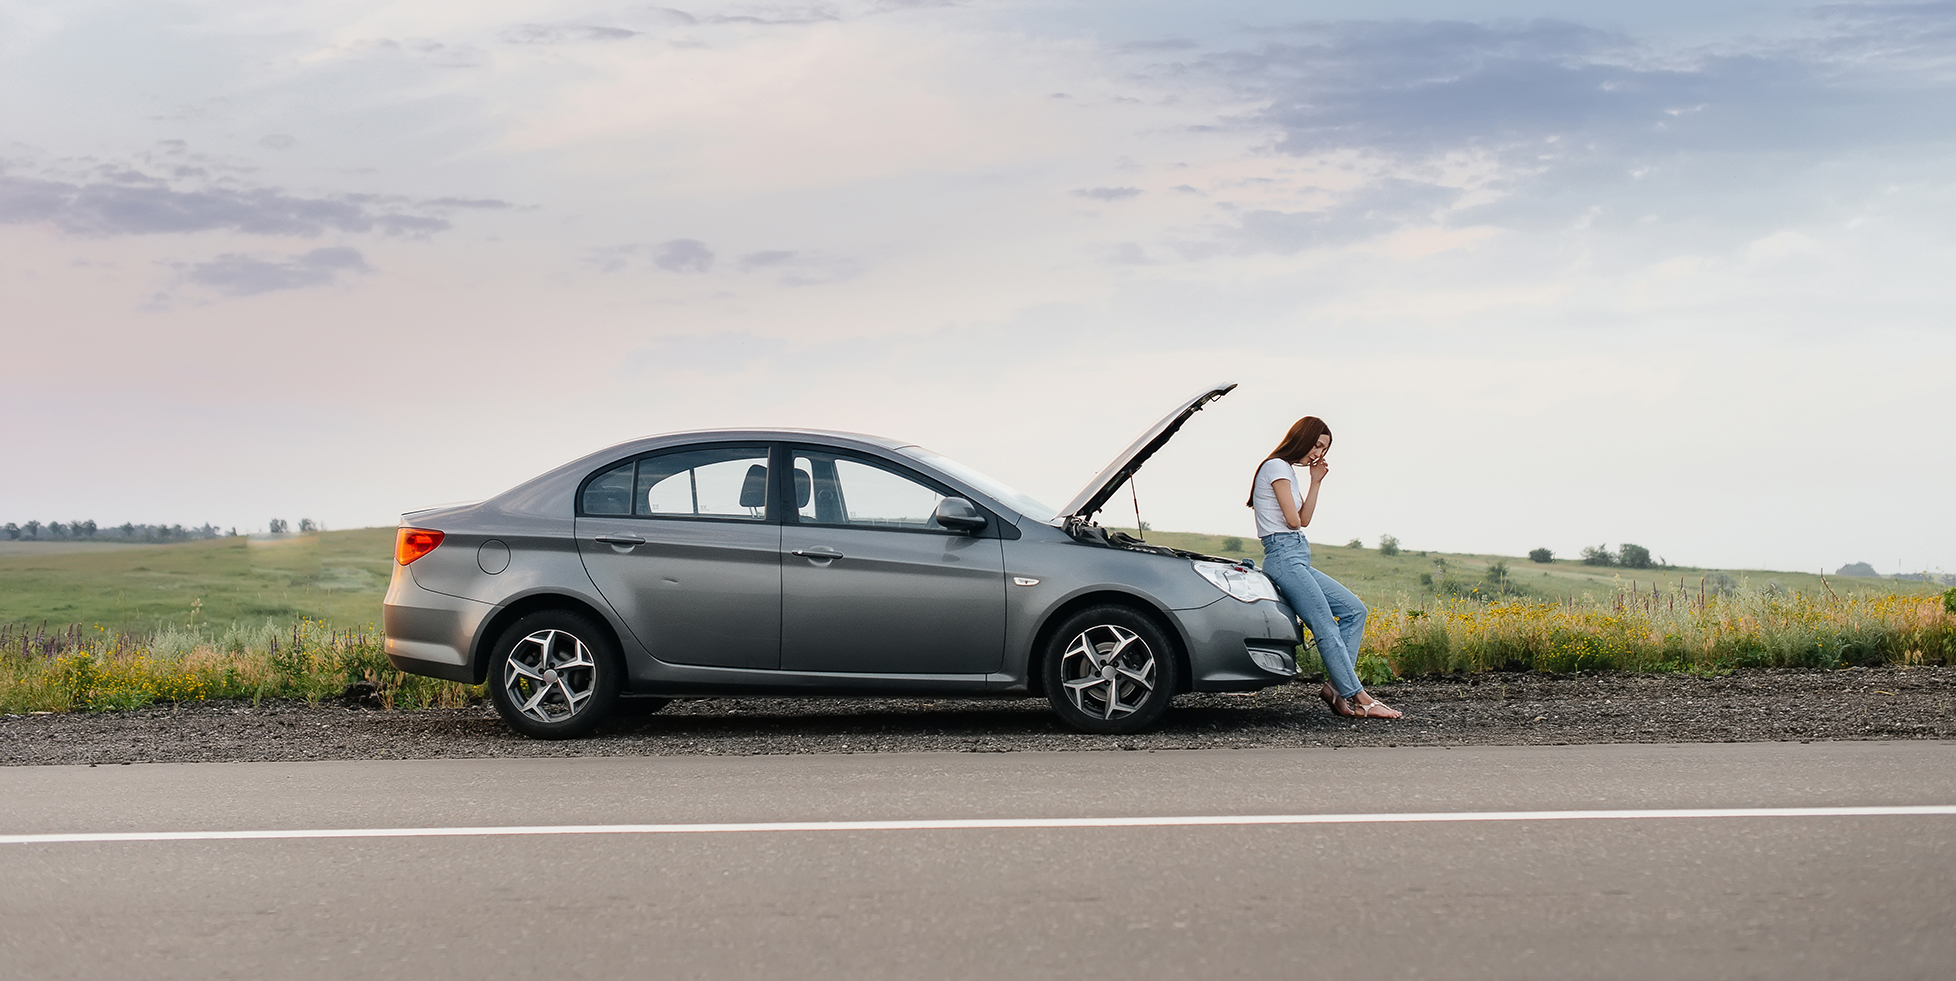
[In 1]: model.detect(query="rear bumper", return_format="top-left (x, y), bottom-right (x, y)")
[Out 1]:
top-left (383, 570), bottom-right (495, 684)
top-left (1177, 596), bottom-right (1304, 692)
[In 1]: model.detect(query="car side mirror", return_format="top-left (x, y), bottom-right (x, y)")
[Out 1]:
top-left (934, 497), bottom-right (988, 534)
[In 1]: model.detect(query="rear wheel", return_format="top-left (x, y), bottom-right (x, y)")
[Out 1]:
top-left (487, 611), bottom-right (621, 739)
top-left (1043, 605), bottom-right (1179, 734)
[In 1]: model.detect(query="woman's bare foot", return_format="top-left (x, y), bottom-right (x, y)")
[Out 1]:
top-left (1347, 694), bottom-right (1402, 719)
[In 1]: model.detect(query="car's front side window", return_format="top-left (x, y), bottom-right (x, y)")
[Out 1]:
top-left (793, 450), bottom-right (946, 531)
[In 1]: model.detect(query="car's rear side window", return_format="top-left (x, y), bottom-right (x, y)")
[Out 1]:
top-left (581, 445), bottom-right (772, 520)
top-left (638, 447), bottom-right (770, 519)
top-left (582, 461), bottom-right (635, 516)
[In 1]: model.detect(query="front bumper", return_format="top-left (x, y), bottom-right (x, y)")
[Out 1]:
top-left (1176, 596), bottom-right (1303, 692)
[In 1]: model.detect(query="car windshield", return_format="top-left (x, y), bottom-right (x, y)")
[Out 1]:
top-left (896, 445), bottom-right (1058, 523)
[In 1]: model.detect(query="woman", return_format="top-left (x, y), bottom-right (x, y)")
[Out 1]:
top-left (1249, 417), bottom-right (1401, 719)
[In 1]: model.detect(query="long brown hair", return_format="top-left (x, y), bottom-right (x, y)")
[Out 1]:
top-left (1246, 417), bottom-right (1332, 507)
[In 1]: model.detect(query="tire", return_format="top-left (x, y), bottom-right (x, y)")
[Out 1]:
top-left (1043, 605), bottom-right (1179, 734)
top-left (487, 610), bottom-right (621, 739)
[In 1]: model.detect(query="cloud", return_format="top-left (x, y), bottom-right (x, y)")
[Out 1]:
top-left (0, 170), bottom-right (453, 238)
top-left (653, 239), bottom-right (715, 272)
top-left (1071, 186), bottom-right (1143, 201)
top-left (1216, 13), bottom-right (1956, 165)
top-left (422, 197), bottom-right (514, 210)
top-left (739, 250), bottom-right (798, 269)
top-left (502, 24), bottom-right (641, 45)
top-left (1117, 38), bottom-right (1200, 53)
top-left (1204, 179), bottom-right (1465, 257)
top-left (588, 239), bottom-right (717, 273)
top-left (373, 38), bottom-right (485, 69)
top-left (586, 242), bottom-right (861, 283)
top-left (183, 247), bottom-right (370, 295)
top-left (737, 249), bottom-right (862, 285)
top-left (698, 4), bottom-right (843, 26)
top-left (1159, 8), bottom-right (1956, 255)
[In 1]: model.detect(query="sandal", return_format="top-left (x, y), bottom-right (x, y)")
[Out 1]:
top-left (1348, 698), bottom-right (1402, 719)
top-left (1319, 684), bottom-right (1355, 717)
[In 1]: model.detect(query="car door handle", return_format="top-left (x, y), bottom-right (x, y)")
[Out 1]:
top-left (791, 548), bottom-right (845, 561)
top-left (594, 535), bottom-right (647, 547)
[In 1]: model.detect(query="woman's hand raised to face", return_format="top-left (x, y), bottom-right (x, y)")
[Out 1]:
top-left (1309, 460), bottom-right (1329, 483)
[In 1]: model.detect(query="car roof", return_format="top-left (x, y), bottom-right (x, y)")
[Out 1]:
top-left (473, 428), bottom-right (947, 521)
top-left (594, 428), bottom-right (917, 458)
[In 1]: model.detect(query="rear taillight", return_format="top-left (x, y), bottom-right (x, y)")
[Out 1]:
top-left (396, 528), bottom-right (445, 565)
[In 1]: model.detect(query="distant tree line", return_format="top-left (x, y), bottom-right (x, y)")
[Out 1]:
top-left (1579, 543), bottom-right (1660, 569)
top-left (1528, 544), bottom-right (1665, 569)
top-left (4, 519), bottom-right (321, 541)
top-left (3, 520), bottom-right (237, 542)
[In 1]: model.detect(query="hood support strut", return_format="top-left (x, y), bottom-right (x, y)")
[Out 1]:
top-left (1056, 381), bottom-right (1238, 526)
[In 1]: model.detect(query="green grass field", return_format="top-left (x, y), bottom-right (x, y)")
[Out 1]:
top-left (0, 525), bottom-right (1940, 639)
top-left (0, 529), bottom-right (395, 637)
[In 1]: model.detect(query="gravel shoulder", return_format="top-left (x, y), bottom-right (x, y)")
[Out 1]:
top-left (4, 666), bottom-right (1953, 765)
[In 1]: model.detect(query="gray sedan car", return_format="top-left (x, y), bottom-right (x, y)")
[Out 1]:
top-left (384, 382), bottom-right (1302, 738)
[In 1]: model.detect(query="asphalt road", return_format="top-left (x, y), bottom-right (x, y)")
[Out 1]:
top-left (4, 742), bottom-right (1953, 980)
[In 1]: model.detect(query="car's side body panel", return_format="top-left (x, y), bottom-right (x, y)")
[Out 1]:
top-left (577, 515), bottom-right (783, 671)
top-left (781, 526), bottom-right (1006, 674)
top-left (400, 503), bottom-right (585, 609)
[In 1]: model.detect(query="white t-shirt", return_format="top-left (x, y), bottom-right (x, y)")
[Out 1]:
top-left (1251, 457), bottom-right (1304, 538)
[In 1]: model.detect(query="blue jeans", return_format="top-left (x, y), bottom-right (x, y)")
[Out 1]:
top-left (1260, 533), bottom-right (1368, 699)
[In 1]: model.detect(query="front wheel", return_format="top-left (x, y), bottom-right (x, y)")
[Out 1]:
top-left (1043, 605), bottom-right (1179, 734)
top-left (487, 611), bottom-right (621, 739)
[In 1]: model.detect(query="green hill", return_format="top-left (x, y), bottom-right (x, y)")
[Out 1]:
top-left (0, 526), bottom-right (1940, 639)
top-left (1108, 529), bottom-right (1947, 608)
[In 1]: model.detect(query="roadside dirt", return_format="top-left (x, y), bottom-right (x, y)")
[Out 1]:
top-left (3, 666), bottom-right (1951, 765)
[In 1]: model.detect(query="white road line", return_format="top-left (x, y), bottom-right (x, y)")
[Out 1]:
top-left (5, 805), bottom-right (1955, 845)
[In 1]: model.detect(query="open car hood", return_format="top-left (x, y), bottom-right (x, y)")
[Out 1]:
top-left (1054, 381), bottom-right (1237, 523)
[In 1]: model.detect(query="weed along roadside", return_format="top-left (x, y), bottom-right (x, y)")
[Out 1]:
top-left (1364, 590), bottom-right (1956, 676)
top-left (0, 620), bottom-right (479, 715)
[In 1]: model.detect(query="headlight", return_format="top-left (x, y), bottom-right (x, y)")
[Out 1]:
top-left (1191, 560), bottom-right (1280, 603)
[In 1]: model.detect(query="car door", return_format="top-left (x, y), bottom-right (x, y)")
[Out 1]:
top-left (575, 444), bottom-right (781, 670)
top-left (780, 447), bottom-right (1005, 676)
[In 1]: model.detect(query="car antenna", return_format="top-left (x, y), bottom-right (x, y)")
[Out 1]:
top-left (1130, 476), bottom-right (1144, 541)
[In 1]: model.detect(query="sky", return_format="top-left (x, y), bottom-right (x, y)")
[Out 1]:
top-left (2, 0), bottom-right (1953, 575)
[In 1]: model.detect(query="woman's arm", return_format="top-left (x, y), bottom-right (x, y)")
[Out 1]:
top-left (1272, 463), bottom-right (1328, 529)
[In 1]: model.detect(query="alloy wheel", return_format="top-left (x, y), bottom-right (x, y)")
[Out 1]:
top-left (501, 628), bottom-right (598, 724)
top-left (1059, 623), bottom-right (1158, 721)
